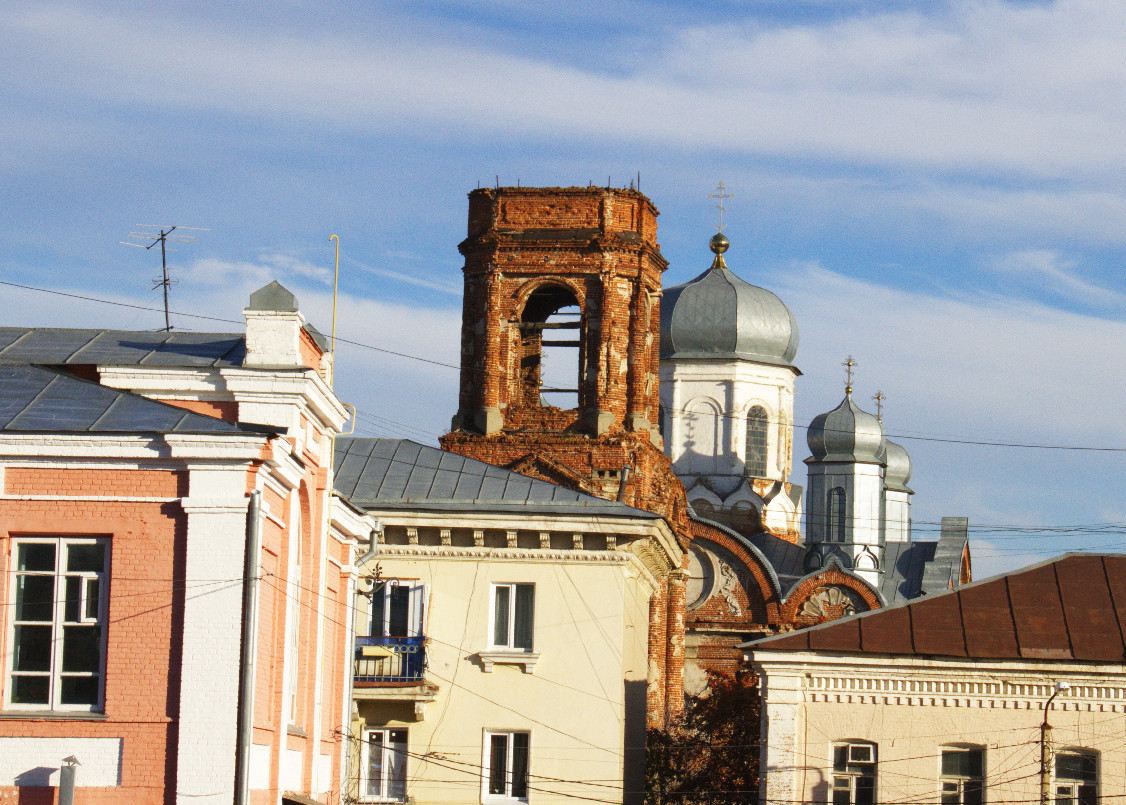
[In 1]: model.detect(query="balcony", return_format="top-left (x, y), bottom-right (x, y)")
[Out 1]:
top-left (353, 635), bottom-right (438, 720)
top-left (355, 635), bottom-right (426, 683)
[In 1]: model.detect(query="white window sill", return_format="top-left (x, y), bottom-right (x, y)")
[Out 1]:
top-left (478, 650), bottom-right (540, 674)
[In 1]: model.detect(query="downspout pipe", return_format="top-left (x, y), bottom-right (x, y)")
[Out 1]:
top-left (616, 465), bottom-right (632, 502)
top-left (235, 490), bottom-right (263, 805)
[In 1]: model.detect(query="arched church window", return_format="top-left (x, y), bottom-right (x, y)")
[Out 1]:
top-left (745, 405), bottom-right (769, 478)
top-left (518, 285), bottom-right (581, 409)
top-left (828, 487), bottom-right (846, 543)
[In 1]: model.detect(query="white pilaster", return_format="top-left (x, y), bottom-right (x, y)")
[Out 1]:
top-left (758, 670), bottom-right (804, 805)
top-left (176, 465), bottom-right (251, 804)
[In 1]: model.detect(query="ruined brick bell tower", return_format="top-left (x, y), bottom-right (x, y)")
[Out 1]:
top-left (441, 186), bottom-right (686, 523)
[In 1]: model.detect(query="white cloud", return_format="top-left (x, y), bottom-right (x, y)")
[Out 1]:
top-left (987, 249), bottom-right (1126, 307)
top-left (6, 1), bottom-right (1126, 178)
top-left (183, 255), bottom-right (331, 289)
top-left (348, 259), bottom-right (461, 296)
top-left (773, 263), bottom-right (1126, 575)
top-left (780, 262), bottom-right (1126, 443)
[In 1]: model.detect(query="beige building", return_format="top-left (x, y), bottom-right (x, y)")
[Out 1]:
top-left (333, 438), bottom-right (683, 805)
top-left (745, 553), bottom-right (1126, 805)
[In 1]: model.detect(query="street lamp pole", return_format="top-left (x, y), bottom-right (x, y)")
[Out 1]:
top-left (1040, 681), bottom-right (1071, 805)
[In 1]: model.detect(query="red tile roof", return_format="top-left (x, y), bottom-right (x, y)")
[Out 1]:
top-left (747, 554), bottom-right (1126, 662)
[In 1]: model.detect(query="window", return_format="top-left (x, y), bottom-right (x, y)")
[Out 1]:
top-left (492, 584), bottom-right (534, 651)
top-left (484, 731), bottom-right (529, 801)
top-left (362, 727), bottom-right (407, 802)
top-left (745, 405), bottom-right (769, 478)
top-left (8, 537), bottom-right (108, 711)
top-left (832, 742), bottom-right (876, 805)
top-left (1056, 751), bottom-right (1097, 805)
top-left (519, 284), bottom-right (582, 410)
top-left (941, 746), bottom-right (984, 805)
top-left (828, 488), bottom-right (846, 542)
top-left (371, 582), bottom-right (425, 638)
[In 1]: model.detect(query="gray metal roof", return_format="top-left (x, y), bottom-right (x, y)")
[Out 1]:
top-left (879, 541), bottom-right (939, 603)
top-left (883, 439), bottom-right (913, 492)
top-left (248, 280), bottom-right (298, 312)
top-left (745, 526), bottom-right (963, 605)
top-left (0, 365), bottom-right (250, 434)
top-left (806, 392), bottom-right (885, 463)
top-left (334, 438), bottom-right (660, 517)
top-left (660, 247), bottom-right (799, 368)
top-left (0, 327), bottom-right (246, 367)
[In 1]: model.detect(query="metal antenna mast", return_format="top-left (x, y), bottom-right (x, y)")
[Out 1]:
top-left (121, 226), bottom-right (208, 331)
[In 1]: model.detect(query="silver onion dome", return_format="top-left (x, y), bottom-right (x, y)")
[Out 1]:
top-left (883, 439), bottom-right (913, 492)
top-left (660, 234), bottom-right (799, 367)
top-left (806, 393), bottom-right (885, 463)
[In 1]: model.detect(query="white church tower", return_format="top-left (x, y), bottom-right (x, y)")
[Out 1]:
top-left (881, 438), bottom-right (914, 542)
top-left (803, 360), bottom-right (887, 585)
top-left (659, 224), bottom-right (802, 541)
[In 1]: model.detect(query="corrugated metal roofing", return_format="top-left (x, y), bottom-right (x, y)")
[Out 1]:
top-left (334, 438), bottom-right (660, 517)
top-left (747, 553), bottom-right (1126, 662)
top-left (0, 327), bottom-right (246, 367)
top-left (0, 365), bottom-right (249, 434)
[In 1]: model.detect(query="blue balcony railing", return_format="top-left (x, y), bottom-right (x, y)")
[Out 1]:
top-left (354, 636), bottom-right (426, 684)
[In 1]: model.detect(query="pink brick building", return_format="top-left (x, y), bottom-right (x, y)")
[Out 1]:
top-left (0, 282), bottom-right (371, 805)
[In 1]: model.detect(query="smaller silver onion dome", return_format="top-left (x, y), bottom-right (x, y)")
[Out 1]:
top-left (883, 439), bottom-right (913, 492)
top-left (806, 393), bottom-right (885, 463)
top-left (660, 234), bottom-right (799, 367)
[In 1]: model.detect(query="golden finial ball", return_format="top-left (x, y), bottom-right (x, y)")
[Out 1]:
top-left (709, 232), bottom-right (730, 254)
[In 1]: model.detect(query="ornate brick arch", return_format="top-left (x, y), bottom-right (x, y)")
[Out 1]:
top-left (780, 566), bottom-right (883, 627)
top-left (512, 276), bottom-right (587, 315)
top-left (685, 519), bottom-right (782, 625)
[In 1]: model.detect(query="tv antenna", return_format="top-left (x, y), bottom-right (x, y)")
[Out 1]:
top-left (121, 225), bottom-right (209, 331)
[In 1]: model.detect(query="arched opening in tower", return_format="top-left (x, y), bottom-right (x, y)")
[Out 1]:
top-left (517, 285), bottom-right (582, 410)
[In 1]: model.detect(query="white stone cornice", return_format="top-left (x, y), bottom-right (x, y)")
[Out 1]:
top-left (220, 368), bottom-right (349, 430)
top-left (0, 434), bottom-right (174, 459)
top-left (375, 545), bottom-right (634, 564)
top-left (751, 652), bottom-right (1126, 712)
top-left (262, 439), bottom-right (305, 489)
top-left (179, 498), bottom-right (249, 514)
top-left (478, 650), bottom-right (541, 674)
top-left (360, 510), bottom-right (682, 572)
top-left (1, 494), bottom-right (179, 504)
top-left (329, 496), bottom-right (376, 542)
top-left (161, 433), bottom-right (270, 460)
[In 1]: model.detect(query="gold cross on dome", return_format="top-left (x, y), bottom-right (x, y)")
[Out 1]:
top-left (708, 181), bottom-right (734, 232)
top-left (843, 355), bottom-right (857, 394)
top-left (873, 390), bottom-right (885, 424)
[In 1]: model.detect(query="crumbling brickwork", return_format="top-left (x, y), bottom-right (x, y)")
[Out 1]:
top-left (439, 186), bottom-right (881, 729)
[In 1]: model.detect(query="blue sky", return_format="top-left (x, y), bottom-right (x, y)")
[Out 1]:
top-left (3, 0), bottom-right (1125, 577)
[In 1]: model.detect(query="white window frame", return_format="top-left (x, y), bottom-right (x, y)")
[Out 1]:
top-left (370, 581), bottom-right (426, 638)
top-left (489, 583), bottom-right (534, 651)
top-left (482, 729), bottom-right (530, 803)
top-left (361, 727), bottom-right (408, 803)
top-left (6, 536), bottom-right (109, 712)
top-left (940, 745), bottom-right (984, 805)
top-left (832, 741), bottom-right (876, 805)
top-left (1055, 749), bottom-right (1098, 805)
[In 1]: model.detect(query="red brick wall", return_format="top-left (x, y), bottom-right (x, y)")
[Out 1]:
top-left (5, 468), bottom-right (188, 498)
top-left (155, 399), bottom-right (239, 423)
top-left (0, 484), bottom-right (186, 805)
top-left (646, 579), bottom-right (668, 729)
